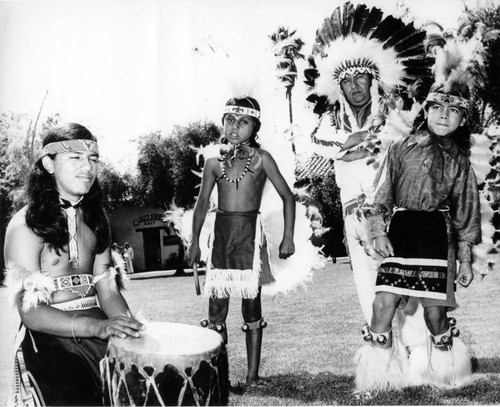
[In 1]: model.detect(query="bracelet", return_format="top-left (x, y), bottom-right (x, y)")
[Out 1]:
top-left (71, 314), bottom-right (81, 343)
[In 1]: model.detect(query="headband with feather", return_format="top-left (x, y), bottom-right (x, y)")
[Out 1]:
top-left (423, 34), bottom-right (487, 111)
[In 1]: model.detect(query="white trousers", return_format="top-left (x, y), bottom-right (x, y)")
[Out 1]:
top-left (344, 213), bottom-right (379, 323)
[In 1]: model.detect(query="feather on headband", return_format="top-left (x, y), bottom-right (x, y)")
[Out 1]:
top-left (423, 35), bottom-right (487, 110)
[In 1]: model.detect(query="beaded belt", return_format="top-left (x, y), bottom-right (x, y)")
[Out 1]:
top-left (51, 295), bottom-right (99, 311)
top-left (53, 274), bottom-right (94, 298)
top-left (53, 274), bottom-right (93, 290)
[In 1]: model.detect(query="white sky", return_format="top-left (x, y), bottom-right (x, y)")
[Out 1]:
top-left (0, 0), bottom-right (490, 172)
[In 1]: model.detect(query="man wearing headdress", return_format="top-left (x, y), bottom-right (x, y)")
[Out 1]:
top-left (304, 1), bottom-right (433, 374)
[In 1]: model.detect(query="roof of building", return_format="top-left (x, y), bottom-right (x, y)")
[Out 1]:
top-left (295, 154), bottom-right (334, 181)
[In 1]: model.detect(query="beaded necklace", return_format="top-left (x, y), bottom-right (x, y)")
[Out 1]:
top-left (219, 154), bottom-right (252, 189)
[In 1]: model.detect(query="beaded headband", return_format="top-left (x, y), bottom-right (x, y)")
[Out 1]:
top-left (224, 106), bottom-right (261, 120)
top-left (334, 59), bottom-right (380, 84)
top-left (424, 92), bottom-right (469, 111)
top-left (41, 139), bottom-right (99, 157)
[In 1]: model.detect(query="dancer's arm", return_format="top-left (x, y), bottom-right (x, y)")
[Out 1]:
top-left (262, 150), bottom-right (295, 258)
top-left (189, 159), bottom-right (217, 265)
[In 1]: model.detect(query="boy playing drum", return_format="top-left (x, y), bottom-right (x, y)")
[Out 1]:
top-left (4, 123), bottom-right (144, 406)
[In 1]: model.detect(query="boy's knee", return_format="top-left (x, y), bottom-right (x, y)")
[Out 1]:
top-left (424, 307), bottom-right (448, 335)
top-left (242, 297), bottom-right (262, 321)
top-left (372, 292), bottom-right (398, 316)
top-left (209, 298), bottom-right (229, 321)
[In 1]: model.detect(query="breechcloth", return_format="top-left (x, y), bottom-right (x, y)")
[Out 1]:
top-left (12, 306), bottom-right (108, 407)
top-left (376, 210), bottom-right (457, 308)
top-left (204, 210), bottom-right (274, 299)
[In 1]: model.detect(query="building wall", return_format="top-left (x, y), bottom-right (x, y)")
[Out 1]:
top-left (108, 204), bottom-right (182, 272)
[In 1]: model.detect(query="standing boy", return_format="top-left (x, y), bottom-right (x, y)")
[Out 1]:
top-left (356, 80), bottom-right (481, 391)
top-left (189, 96), bottom-right (295, 386)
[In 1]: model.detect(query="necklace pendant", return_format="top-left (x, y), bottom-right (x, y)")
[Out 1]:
top-left (221, 154), bottom-right (252, 187)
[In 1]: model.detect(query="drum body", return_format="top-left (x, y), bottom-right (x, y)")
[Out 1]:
top-left (101, 322), bottom-right (224, 406)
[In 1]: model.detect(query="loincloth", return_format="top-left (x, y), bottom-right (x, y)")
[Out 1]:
top-left (204, 210), bottom-right (274, 299)
top-left (376, 210), bottom-right (457, 308)
top-left (11, 307), bottom-right (108, 407)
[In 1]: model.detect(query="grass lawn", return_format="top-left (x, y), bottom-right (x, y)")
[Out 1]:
top-left (1, 260), bottom-right (499, 405)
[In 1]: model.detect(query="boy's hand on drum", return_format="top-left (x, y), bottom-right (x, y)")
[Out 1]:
top-left (95, 316), bottom-right (145, 340)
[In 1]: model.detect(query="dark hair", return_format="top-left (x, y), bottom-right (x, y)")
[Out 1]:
top-left (413, 84), bottom-right (473, 155)
top-left (221, 96), bottom-right (261, 148)
top-left (25, 122), bottom-right (111, 254)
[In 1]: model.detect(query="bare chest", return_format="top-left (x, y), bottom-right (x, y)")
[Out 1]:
top-left (40, 215), bottom-right (98, 278)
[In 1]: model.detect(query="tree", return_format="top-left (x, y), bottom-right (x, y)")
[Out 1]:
top-left (0, 112), bottom-right (61, 213)
top-left (457, 2), bottom-right (500, 249)
top-left (457, 1), bottom-right (500, 128)
top-left (269, 27), bottom-right (305, 135)
top-left (99, 160), bottom-right (135, 212)
top-left (0, 111), bottom-right (60, 276)
top-left (133, 121), bottom-right (221, 209)
top-left (295, 170), bottom-right (347, 258)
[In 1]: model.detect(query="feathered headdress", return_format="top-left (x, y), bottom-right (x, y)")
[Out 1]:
top-left (306, 2), bottom-right (433, 120)
top-left (423, 31), bottom-right (487, 112)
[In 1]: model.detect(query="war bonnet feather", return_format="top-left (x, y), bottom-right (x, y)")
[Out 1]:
top-left (309, 1), bottom-right (433, 114)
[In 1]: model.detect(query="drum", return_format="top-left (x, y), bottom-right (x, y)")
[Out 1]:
top-left (101, 322), bottom-right (225, 406)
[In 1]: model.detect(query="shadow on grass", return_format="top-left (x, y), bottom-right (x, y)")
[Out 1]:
top-left (228, 371), bottom-right (500, 406)
top-left (472, 357), bottom-right (500, 374)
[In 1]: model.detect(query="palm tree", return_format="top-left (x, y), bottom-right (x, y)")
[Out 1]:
top-left (269, 27), bottom-right (305, 137)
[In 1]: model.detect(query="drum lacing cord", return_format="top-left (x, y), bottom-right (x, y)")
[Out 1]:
top-left (138, 366), bottom-right (166, 407)
top-left (99, 357), bottom-right (116, 406)
top-left (179, 368), bottom-right (205, 407)
top-left (101, 356), bottom-right (137, 407)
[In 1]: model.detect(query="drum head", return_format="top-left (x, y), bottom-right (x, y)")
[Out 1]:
top-left (108, 322), bottom-right (224, 372)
